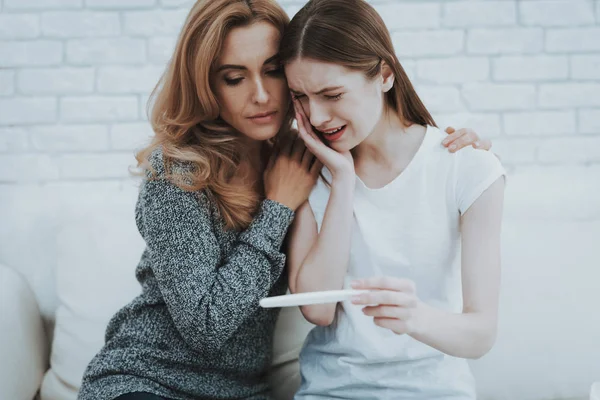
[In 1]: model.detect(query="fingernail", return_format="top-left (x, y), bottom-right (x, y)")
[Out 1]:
top-left (350, 280), bottom-right (360, 288)
top-left (474, 141), bottom-right (480, 148)
top-left (449, 144), bottom-right (456, 151)
top-left (351, 295), bottom-right (362, 303)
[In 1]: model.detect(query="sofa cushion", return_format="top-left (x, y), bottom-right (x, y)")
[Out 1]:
top-left (268, 300), bottom-right (314, 400)
top-left (0, 264), bottom-right (49, 400)
top-left (41, 206), bottom-right (144, 400)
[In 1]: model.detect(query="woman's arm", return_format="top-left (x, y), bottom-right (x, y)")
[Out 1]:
top-left (139, 180), bottom-right (294, 355)
top-left (352, 177), bottom-right (505, 359)
top-left (139, 136), bottom-right (319, 354)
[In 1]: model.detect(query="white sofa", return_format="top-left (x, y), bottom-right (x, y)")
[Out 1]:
top-left (1, 180), bottom-right (599, 400)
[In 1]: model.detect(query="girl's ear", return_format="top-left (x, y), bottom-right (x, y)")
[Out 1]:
top-left (380, 60), bottom-right (395, 93)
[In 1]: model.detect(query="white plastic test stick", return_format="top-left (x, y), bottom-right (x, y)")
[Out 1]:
top-left (259, 289), bottom-right (369, 308)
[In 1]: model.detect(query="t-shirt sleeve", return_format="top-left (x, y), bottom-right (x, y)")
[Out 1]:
top-left (455, 147), bottom-right (506, 215)
top-left (308, 168), bottom-right (333, 233)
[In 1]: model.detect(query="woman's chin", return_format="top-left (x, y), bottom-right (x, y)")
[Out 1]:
top-left (241, 125), bottom-right (281, 142)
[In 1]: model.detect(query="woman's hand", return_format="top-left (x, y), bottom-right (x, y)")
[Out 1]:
top-left (293, 97), bottom-right (354, 181)
top-left (442, 127), bottom-right (492, 153)
top-left (351, 277), bottom-right (424, 336)
top-left (264, 134), bottom-right (322, 211)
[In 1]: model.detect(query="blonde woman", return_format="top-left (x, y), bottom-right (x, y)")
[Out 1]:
top-left (78, 1), bottom-right (492, 399)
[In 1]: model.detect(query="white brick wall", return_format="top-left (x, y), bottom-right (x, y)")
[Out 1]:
top-left (0, 40), bottom-right (63, 67)
top-left (66, 38), bottom-right (146, 65)
top-left (1, 0), bottom-right (593, 185)
top-left (443, 1), bottom-right (517, 27)
top-left (493, 55), bottom-right (569, 81)
top-left (41, 11), bottom-right (121, 37)
top-left (17, 67), bottom-right (95, 94)
top-left (0, 13), bottom-right (40, 38)
top-left (0, 2), bottom-right (599, 399)
top-left (393, 30), bottom-right (465, 57)
top-left (519, 0), bottom-right (595, 27)
top-left (0, 69), bottom-right (15, 95)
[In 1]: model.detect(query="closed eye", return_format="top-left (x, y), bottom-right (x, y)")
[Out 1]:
top-left (224, 77), bottom-right (243, 86)
top-left (266, 66), bottom-right (284, 76)
top-left (325, 93), bottom-right (343, 100)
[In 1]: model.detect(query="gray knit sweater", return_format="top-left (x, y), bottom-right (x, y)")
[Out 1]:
top-left (78, 151), bottom-right (294, 400)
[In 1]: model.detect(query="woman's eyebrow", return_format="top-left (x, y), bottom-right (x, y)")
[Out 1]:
top-left (262, 54), bottom-right (280, 65)
top-left (216, 54), bottom-right (280, 73)
top-left (216, 64), bottom-right (247, 72)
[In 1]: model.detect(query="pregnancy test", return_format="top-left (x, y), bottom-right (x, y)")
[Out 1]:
top-left (259, 289), bottom-right (369, 308)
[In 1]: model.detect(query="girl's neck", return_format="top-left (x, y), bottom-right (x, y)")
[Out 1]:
top-left (352, 106), bottom-right (427, 189)
top-left (352, 106), bottom-right (409, 169)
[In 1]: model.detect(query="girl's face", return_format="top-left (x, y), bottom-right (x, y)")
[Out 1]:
top-left (212, 22), bottom-right (290, 143)
top-left (285, 58), bottom-right (393, 152)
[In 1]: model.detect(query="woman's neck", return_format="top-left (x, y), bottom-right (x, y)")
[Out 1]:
top-left (234, 137), bottom-right (267, 193)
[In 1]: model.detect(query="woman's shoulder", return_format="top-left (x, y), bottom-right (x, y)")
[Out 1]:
top-left (146, 146), bottom-right (195, 179)
top-left (139, 147), bottom-right (212, 210)
top-left (147, 146), bottom-right (166, 177)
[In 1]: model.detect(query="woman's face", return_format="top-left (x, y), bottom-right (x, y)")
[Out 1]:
top-left (212, 21), bottom-right (290, 143)
top-left (285, 58), bottom-right (392, 152)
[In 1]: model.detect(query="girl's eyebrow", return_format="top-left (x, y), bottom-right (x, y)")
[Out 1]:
top-left (290, 86), bottom-right (344, 95)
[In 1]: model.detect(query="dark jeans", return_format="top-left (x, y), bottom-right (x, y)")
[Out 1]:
top-left (114, 393), bottom-right (173, 400)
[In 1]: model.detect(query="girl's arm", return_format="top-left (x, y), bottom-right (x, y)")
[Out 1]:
top-left (352, 177), bottom-right (505, 359)
top-left (285, 101), bottom-right (356, 326)
top-left (286, 174), bottom-right (355, 326)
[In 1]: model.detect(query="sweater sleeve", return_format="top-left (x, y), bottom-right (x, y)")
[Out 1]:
top-left (137, 177), bottom-right (294, 354)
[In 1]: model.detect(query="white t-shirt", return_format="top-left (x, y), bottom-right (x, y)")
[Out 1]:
top-left (295, 125), bottom-right (506, 400)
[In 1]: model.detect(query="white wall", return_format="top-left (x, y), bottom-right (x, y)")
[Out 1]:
top-left (0, 0), bottom-right (598, 399)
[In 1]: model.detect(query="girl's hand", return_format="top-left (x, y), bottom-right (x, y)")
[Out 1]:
top-left (264, 134), bottom-right (322, 211)
top-left (442, 127), bottom-right (492, 153)
top-left (351, 277), bottom-right (423, 336)
top-left (293, 97), bottom-right (354, 181)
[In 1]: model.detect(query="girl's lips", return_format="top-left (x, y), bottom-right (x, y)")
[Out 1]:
top-left (320, 125), bottom-right (346, 142)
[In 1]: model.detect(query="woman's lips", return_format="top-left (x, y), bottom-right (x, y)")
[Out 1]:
top-left (248, 111), bottom-right (277, 124)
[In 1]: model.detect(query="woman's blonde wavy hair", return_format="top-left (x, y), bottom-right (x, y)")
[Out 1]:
top-left (136, 0), bottom-right (293, 231)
